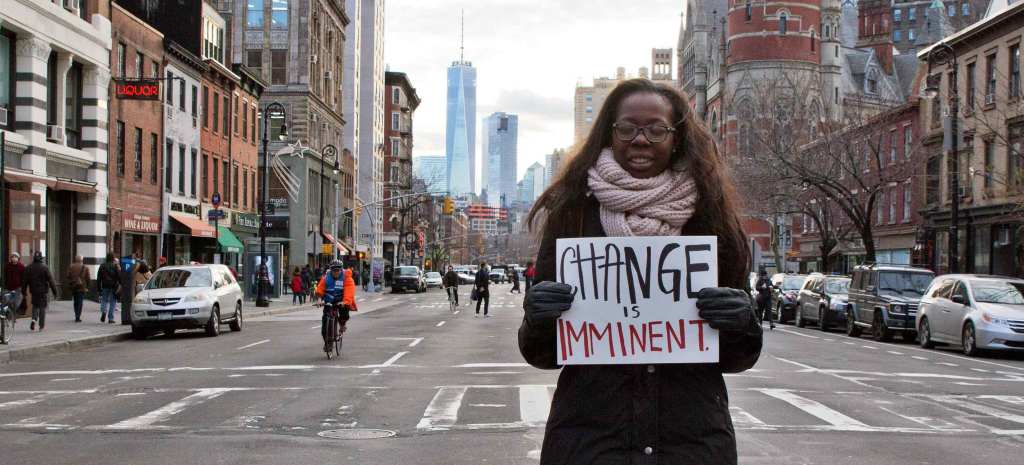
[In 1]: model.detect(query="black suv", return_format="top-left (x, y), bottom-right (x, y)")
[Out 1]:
top-left (847, 264), bottom-right (935, 342)
top-left (391, 266), bottom-right (426, 293)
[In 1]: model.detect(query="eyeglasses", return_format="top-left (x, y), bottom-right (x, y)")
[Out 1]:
top-left (612, 122), bottom-right (678, 143)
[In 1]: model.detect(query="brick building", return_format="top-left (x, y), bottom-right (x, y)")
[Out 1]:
top-left (381, 70), bottom-right (420, 267)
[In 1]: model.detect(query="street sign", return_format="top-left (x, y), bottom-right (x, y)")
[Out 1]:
top-left (322, 244), bottom-right (334, 255)
top-left (405, 232), bottom-right (417, 244)
top-left (262, 202), bottom-right (276, 215)
top-left (211, 192), bottom-right (221, 208)
top-left (208, 209), bottom-right (225, 220)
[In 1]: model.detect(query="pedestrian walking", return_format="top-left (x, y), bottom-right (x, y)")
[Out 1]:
top-left (4, 253), bottom-right (26, 320)
top-left (22, 252), bottom-right (58, 331)
top-left (524, 261), bottom-right (535, 292)
top-left (509, 267), bottom-right (521, 293)
top-left (474, 262), bottom-right (490, 317)
top-left (383, 266), bottom-right (393, 289)
top-left (519, 79), bottom-right (761, 464)
top-left (362, 267), bottom-right (370, 291)
top-left (755, 268), bottom-right (775, 330)
top-left (291, 267), bottom-right (305, 305)
top-left (66, 256), bottom-right (90, 322)
top-left (301, 265), bottom-right (313, 303)
top-left (97, 253), bottom-right (120, 323)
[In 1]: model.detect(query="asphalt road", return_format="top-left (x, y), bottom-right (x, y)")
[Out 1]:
top-left (1, 283), bottom-right (1023, 464)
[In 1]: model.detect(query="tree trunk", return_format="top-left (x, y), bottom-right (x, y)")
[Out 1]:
top-left (772, 219), bottom-right (785, 273)
top-left (819, 238), bottom-right (834, 273)
top-left (861, 226), bottom-right (877, 264)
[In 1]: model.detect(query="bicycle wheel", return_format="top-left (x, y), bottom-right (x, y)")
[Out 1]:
top-left (0, 317), bottom-right (10, 345)
top-left (335, 325), bottom-right (343, 357)
top-left (324, 314), bottom-right (336, 359)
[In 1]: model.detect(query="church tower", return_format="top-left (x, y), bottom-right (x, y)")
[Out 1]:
top-left (821, 0), bottom-right (844, 121)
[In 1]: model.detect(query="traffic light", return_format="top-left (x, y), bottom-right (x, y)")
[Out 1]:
top-left (443, 196), bottom-right (454, 215)
top-left (424, 259), bottom-right (432, 269)
top-left (357, 251), bottom-right (366, 260)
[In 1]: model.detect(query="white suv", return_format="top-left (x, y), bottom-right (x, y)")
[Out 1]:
top-left (131, 264), bottom-right (243, 339)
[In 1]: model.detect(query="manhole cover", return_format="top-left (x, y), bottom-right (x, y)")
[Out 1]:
top-left (318, 428), bottom-right (397, 440)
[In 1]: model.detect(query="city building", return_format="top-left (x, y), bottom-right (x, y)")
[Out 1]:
top-left (1, 0), bottom-right (113, 288)
top-left (544, 148), bottom-right (566, 188)
top-left (465, 203), bottom-right (507, 235)
top-left (518, 162), bottom-right (545, 204)
top-left (574, 57), bottom-right (676, 144)
top-left (481, 112), bottom-right (518, 207)
top-left (107, 3), bottom-right (165, 266)
top-left (382, 70), bottom-right (420, 267)
top-left (917, 0), bottom-right (1024, 277)
top-left (228, 0), bottom-right (350, 270)
top-left (891, 1), bottom-right (988, 54)
top-left (445, 16), bottom-right (477, 196)
top-left (413, 155), bottom-right (447, 191)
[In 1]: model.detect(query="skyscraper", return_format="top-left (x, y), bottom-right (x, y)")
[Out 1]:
top-left (446, 12), bottom-right (477, 195)
top-left (414, 155), bottom-right (448, 191)
top-left (481, 112), bottom-right (518, 207)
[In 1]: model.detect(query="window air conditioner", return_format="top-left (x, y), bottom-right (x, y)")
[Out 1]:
top-left (324, 71), bottom-right (332, 79)
top-left (0, 107), bottom-right (8, 127)
top-left (311, 54), bottom-right (318, 64)
top-left (957, 186), bottom-right (968, 199)
top-left (985, 93), bottom-right (995, 105)
top-left (46, 125), bottom-right (65, 144)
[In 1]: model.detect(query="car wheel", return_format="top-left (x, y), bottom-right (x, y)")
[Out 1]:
top-left (872, 311), bottom-right (893, 342)
top-left (796, 309), bottom-right (806, 328)
top-left (131, 324), bottom-right (148, 340)
top-left (846, 310), bottom-right (862, 337)
top-left (205, 306), bottom-right (221, 337)
top-left (163, 328), bottom-right (175, 337)
top-left (919, 317), bottom-right (935, 348)
top-left (962, 322), bottom-right (979, 357)
top-left (229, 302), bottom-right (243, 332)
top-left (818, 308), bottom-right (828, 331)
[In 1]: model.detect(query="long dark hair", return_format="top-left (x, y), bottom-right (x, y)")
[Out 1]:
top-left (528, 79), bottom-right (749, 284)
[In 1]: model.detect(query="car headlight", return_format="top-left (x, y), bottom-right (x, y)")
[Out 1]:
top-left (134, 311), bottom-right (144, 318)
top-left (184, 293), bottom-right (208, 303)
top-left (830, 300), bottom-right (847, 310)
top-left (982, 312), bottom-right (1009, 326)
top-left (890, 304), bottom-right (906, 314)
top-left (133, 295), bottom-right (148, 304)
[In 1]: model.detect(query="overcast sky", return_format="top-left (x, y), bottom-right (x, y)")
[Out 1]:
top-left (384, 0), bottom-right (682, 183)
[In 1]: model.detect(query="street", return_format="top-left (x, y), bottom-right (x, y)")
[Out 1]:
top-left (2, 284), bottom-right (1023, 464)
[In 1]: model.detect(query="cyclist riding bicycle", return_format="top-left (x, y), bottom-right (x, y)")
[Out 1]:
top-left (443, 265), bottom-right (460, 306)
top-left (316, 260), bottom-right (356, 352)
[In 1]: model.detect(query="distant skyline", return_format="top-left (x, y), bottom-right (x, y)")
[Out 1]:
top-left (386, 1), bottom-right (680, 181)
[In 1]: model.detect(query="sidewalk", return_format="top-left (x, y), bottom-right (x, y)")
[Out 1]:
top-left (0, 298), bottom-right (308, 363)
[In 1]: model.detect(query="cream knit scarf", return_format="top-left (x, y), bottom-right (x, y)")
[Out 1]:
top-left (586, 148), bottom-right (699, 237)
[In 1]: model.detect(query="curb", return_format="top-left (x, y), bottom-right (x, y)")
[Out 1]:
top-left (0, 304), bottom-right (310, 364)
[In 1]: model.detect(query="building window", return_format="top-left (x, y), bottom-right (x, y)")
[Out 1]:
top-left (150, 133), bottom-right (158, 184)
top-left (392, 87), bottom-right (400, 104)
top-left (117, 42), bottom-right (126, 78)
top-left (390, 165), bottom-right (399, 184)
top-left (893, 29), bottom-right (901, 42)
top-left (246, 0), bottom-right (263, 28)
top-left (222, 95), bottom-right (230, 136)
top-left (233, 165), bottom-right (240, 204)
top-left (908, 7), bottom-right (916, 20)
top-left (962, 3), bottom-right (969, 16)
top-left (271, 50), bottom-right (286, 85)
top-left (202, 86), bottom-right (209, 128)
top-left (247, 50), bottom-right (262, 69)
top-left (233, 95), bottom-right (239, 135)
top-left (213, 93), bottom-right (220, 133)
top-left (166, 71), bottom-right (174, 104)
top-left (890, 129), bottom-right (897, 163)
top-left (391, 137), bottom-right (400, 157)
top-left (151, 60), bottom-right (159, 79)
top-left (902, 183), bottom-right (911, 223)
top-left (222, 160), bottom-right (230, 203)
top-left (165, 140), bottom-right (173, 191)
top-left (191, 148), bottom-right (198, 197)
top-left (889, 188), bottom-right (896, 224)
top-left (903, 126), bottom-right (912, 160)
top-left (202, 154), bottom-right (209, 199)
top-left (984, 140), bottom-right (995, 193)
top-left (391, 112), bottom-right (400, 131)
top-left (876, 191), bottom-right (884, 225)
top-left (985, 53), bottom-right (997, 104)
top-left (64, 64), bottom-right (83, 148)
top-left (894, 8), bottom-right (901, 22)
top-left (242, 100), bottom-right (248, 141)
top-left (212, 158), bottom-right (219, 198)
top-left (1010, 123), bottom-right (1023, 191)
top-left (135, 51), bottom-right (143, 79)
top-left (243, 169), bottom-right (249, 208)
top-left (948, 5), bottom-right (955, 17)
top-left (191, 85), bottom-right (198, 123)
top-left (178, 79), bottom-right (185, 111)
top-left (745, 1), bottom-right (752, 21)
top-left (779, 13), bottom-right (788, 34)
top-left (966, 62), bottom-right (976, 109)
top-left (116, 120), bottom-right (125, 176)
top-left (271, 0), bottom-right (288, 29)
top-left (926, 155), bottom-right (940, 204)
top-left (251, 106), bottom-right (257, 142)
top-left (1011, 45), bottom-right (1021, 99)
top-left (134, 127), bottom-right (143, 180)
top-left (178, 145), bottom-right (186, 194)
top-left (866, 77), bottom-right (877, 94)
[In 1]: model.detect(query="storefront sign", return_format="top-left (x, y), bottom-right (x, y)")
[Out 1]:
top-left (170, 202), bottom-right (201, 216)
top-left (555, 236), bottom-right (719, 366)
top-left (123, 214), bottom-right (160, 234)
top-left (115, 80), bottom-right (161, 100)
top-left (234, 213), bottom-right (260, 230)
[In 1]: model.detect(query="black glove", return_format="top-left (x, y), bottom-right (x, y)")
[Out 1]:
top-left (523, 281), bottom-right (576, 325)
top-left (696, 287), bottom-right (759, 336)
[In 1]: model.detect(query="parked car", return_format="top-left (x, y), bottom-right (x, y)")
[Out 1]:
top-left (392, 266), bottom-right (426, 293)
top-left (130, 264), bottom-right (243, 339)
top-left (489, 269), bottom-right (506, 284)
top-left (424, 271), bottom-right (444, 289)
top-left (795, 275), bottom-right (851, 330)
top-left (917, 275), bottom-right (1024, 356)
top-left (771, 273), bottom-right (808, 324)
top-left (846, 264), bottom-right (935, 342)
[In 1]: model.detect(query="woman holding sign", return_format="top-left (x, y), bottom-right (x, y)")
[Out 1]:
top-left (519, 78), bottom-right (762, 465)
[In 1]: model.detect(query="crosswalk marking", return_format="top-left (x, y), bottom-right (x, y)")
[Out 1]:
top-left (0, 394), bottom-right (50, 411)
top-left (912, 394), bottom-right (1024, 434)
top-left (416, 386), bottom-right (468, 431)
top-left (105, 388), bottom-right (231, 430)
top-left (729, 406), bottom-right (770, 429)
top-left (756, 389), bottom-right (872, 431)
top-left (518, 385), bottom-right (551, 427)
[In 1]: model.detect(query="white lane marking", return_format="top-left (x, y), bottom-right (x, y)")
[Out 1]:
top-left (775, 328), bottom-right (820, 339)
top-left (887, 351), bottom-right (904, 355)
top-left (979, 395), bottom-right (1024, 405)
top-left (455, 363), bottom-right (531, 368)
top-left (971, 368), bottom-right (991, 373)
top-left (842, 341), bottom-right (856, 345)
top-left (408, 338), bottom-right (424, 348)
top-left (436, 321), bottom-right (446, 327)
top-left (876, 406), bottom-right (967, 432)
top-left (0, 369), bottom-right (163, 378)
top-left (862, 345), bottom-right (879, 350)
top-left (936, 362), bottom-right (959, 367)
top-left (729, 406), bottom-right (771, 429)
top-left (105, 388), bottom-right (231, 429)
top-left (470, 403), bottom-right (507, 408)
top-left (913, 394), bottom-right (1024, 429)
top-left (912, 356), bottom-right (929, 361)
top-left (773, 357), bottom-right (819, 372)
top-left (453, 310), bottom-right (460, 315)
top-left (49, 378), bottom-right (80, 382)
top-left (0, 394), bottom-right (50, 411)
top-left (237, 339), bottom-right (270, 350)
top-left (310, 325), bottom-right (321, 330)
top-left (381, 351), bottom-right (408, 367)
top-left (519, 385), bottom-right (552, 427)
top-left (115, 393), bottom-right (146, 397)
top-left (417, 386), bottom-right (468, 431)
top-left (469, 371), bottom-right (523, 375)
top-left (371, 369), bottom-right (382, 375)
top-left (756, 389), bottom-right (872, 430)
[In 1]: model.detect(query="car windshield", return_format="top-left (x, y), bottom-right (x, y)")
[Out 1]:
top-left (826, 278), bottom-right (850, 294)
top-left (426, 272), bottom-right (441, 278)
top-left (877, 272), bottom-right (934, 296)
top-left (970, 281), bottom-right (1024, 304)
top-left (396, 267), bottom-right (418, 276)
top-left (146, 268), bottom-right (212, 289)
top-left (782, 276), bottom-right (806, 291)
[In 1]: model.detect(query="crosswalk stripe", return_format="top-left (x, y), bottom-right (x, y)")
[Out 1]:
top-left (0, 394), bottom-right (50, 411)
top-left (518, 385), bottom-right (551, 427)
top-left (416, 386), bottom-right (468, 431)
top-left (105, 388), bottom-right (231, 429)
top-left (756, 388), bottom-right (872, 430)
top-left (913, 394), bottom-right (1024, 430)
top-left (729, 406), bottom-right (770, 429)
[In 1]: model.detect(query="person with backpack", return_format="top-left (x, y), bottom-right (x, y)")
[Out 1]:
top-left (97, 253), bottom-right (120, 323)
top-left (66, 256), bottom-right (91, 322)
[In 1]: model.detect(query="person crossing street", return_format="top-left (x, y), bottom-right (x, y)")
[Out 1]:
top-left (474, 262), bottom-right (490, 317)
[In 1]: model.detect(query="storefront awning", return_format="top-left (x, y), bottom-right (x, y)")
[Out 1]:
top-left (169, 212), bottom-right (216, 238)
top-left (4, 170), bottom-right (56, 187)
top-left (321, 232), bottom-right (349, 256)
top-left (217, 226), bottom-right (244, 253)
top-left (54, 179), bottom-right (97, 193)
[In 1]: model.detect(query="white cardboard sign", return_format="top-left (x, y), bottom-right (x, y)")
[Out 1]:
top-left (555, 236), bottom-right (719, 365)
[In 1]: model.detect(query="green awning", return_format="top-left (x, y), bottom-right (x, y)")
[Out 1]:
top-left (217, 226), bottom-right (244, 253)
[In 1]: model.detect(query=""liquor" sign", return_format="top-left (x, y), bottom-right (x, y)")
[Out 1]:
top-left (115, 80), bottom-right (161, 100)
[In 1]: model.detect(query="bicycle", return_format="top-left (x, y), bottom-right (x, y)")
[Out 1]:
top-left (321, 302), bottom-right (344, 359)
top-left (445, 286), bottom-right (458, 313)
top-left (1, 291), bottom-right (16, 345)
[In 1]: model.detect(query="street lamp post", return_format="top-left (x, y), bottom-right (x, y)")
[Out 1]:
top-left (923, 42), bottom-right (960, 273)
top-left (257, 102), bottom-right (288, 307)
top-left (318, 144), bottom-right (338, 267)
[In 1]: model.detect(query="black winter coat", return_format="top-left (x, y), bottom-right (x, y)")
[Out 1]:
top-left (97, 262), bottom-right (120, 290)
top-left (23, 261), bottom-right (58, 304)
top-left (519, 196), bottom-right (762, 465)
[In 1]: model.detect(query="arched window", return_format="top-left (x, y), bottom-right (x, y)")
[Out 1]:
top-left (710, 110), bottom-right (719, 138)
top-left (780, 13), bottom-right (788, 34)
top-left (824, 24), bottom-right (830, 39)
